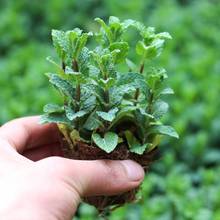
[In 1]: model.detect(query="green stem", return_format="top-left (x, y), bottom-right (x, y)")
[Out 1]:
top-left (72, 59), bottom-right (81, 129)
top-left (61, 61), bottom-right (67, 105)
top-left (147, 90), bottom-right (154, 114)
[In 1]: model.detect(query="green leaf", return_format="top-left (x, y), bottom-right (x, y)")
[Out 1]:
top-left (109, 85), bottom-right (136, 106)
top-left (96, 108), bottom-right (119, 122)
top-left (95, 18), bottom-right (113, 43)
top-left (43, 104), bottom-right (64, 114)
top-left (83, 110), bottom-right (103, 130)
top-left (122, 19), bottom-right (136, 29)
top-left (156, 32), bottom-right (172, 40)
top-left (160, 87), bottom-right (174, 95)
top-left (74, 33), bottom-right (92, 58)
top-left (136, 41), bottom-right (157, 59)
top-left (98, 77), bottom-right (116, 90)
top-left (80, 94), bottom-right (96, 112)
top-left (78, 47), bottom-right (90, 75)
top-left (46, 73), bottom-right (75, 98)
top-left (153, 100), bottom-right (169, 119)
top-left (40, 113), bottom-right (70, 125)
top-left (149, 125), bottom-right (179, 139)
top-left (109, 106), bottom-right (137, 128)
top-left (51, 29), bottom-right (67, 60)
top-left (116, 72), bottom-right (148, 95)
top-left (125, 130), bottom-right (149, 155)
top-left (109, 16), bottom-right (121, 26)
top-left (109, 42), bottom-right (129, 63)
top-left (92, 132), bottom-right (118, 153)
top-left (65, 106), bottom-right (87, 120)
top-left (126, 58), bottom-right (137, 71)
top-left (46, 56), bottom-right (64, 75)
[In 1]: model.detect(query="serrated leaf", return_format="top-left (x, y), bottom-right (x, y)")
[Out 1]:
top-left (51, 29), bottom-right (67, 60)
top-left (92, 132), bottom-right (118, 153)
top-left (99, 77), bottom-right (116, 90)
top-left (46, 73), bottom-right (75, 98)
top-left (65, 66), bottom-right (80, 75)
top-left (109, 84), bottom-right (136, 106)
top-left (116, 72), bottom-right (148, 95)
top-left (109, 16), bottom-right (120, 25)
top-left (65, 106), bottom-right (87, 120)
top-left (78, 47), bottom-right (90, 75)
top-left (156, 32), bottom-right (172, 40)
top-left (96, 108), bottom-right (119, 122)
top-left (109, 42), bottom-right (129, 63)
top-left (43, 104), bottom-right (64, 114)
top-left (136, 41), bottom-right (157, 59)
top-left (40, 113), bottom-right (70, 125)
top-left (160, 87), bottom-right (174, 95)
top-left (46, 56), bottom-right (64, 75)
top-left (125, 130), bottom-right (149, 155)
top-left (95, 18), bottom-right (113, 43)
top-left (109, 106), bottom-right (137, 128)
top-left (74, 33), bottom-right (92, 58)
top-left (122, 19), bottom-right (136, 29)
top-left (80, 94), bottom-right (96, 112)
top-left (83, 110), bottom-right (103, 130)
top-left (153, 100), bottom-right (169, 119)
top-left (149, 125), bottom-right (179, 139)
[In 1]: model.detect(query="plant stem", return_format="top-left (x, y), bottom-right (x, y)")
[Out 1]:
top-left (72, 59), bottom-right (79, 72)
top-left (72, 59), bottom-right (80, 129)
top-left (147, 90), bottom-right (154, 114)
top-left (62, 61), bottom-right (66, 71)
top-left (134, 62), bottom-right (145, 102)
top-left (61, 61), bottom-right (67, 105)
top-left (139, 62), bottom-right (145, 74)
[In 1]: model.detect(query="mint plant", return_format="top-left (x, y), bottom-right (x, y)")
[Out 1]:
top-left (41, 16), bottom-right (178, 213)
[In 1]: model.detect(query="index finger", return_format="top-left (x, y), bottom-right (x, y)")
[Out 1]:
top-left (0, 116), bottom-right (60, 153)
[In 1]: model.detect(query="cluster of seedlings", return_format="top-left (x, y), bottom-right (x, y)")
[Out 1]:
top-left (41, 16), bottom-right (178, 214)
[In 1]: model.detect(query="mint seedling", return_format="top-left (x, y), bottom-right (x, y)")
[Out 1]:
top-left (41, 16), bottom-right (178, 213)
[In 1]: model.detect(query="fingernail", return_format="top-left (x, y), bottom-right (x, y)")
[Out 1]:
top-left (120, 160), bottom-right (145, 181)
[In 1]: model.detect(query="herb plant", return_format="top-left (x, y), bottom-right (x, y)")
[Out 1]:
top-left (41, 16), bottom-right (178, 213)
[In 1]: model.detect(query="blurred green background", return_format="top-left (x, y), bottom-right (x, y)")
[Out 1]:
top-left (1, 0), bottom-right (220, 219)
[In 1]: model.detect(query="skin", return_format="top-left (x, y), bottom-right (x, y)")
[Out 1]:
top-left (0, 116), bottom-right (144, 220)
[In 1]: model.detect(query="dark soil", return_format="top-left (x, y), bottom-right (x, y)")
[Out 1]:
top-left (60, 137), bottom-right (158, 212)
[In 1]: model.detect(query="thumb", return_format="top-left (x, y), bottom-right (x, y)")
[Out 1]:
top-left (39, 157), bottom-right (145, 197)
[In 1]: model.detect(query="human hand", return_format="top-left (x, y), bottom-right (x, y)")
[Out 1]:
top-left (0, 116), bottom-right (144, 220)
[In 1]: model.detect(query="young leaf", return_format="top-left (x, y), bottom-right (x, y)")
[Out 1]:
top-left (40, 113), bottom-right (70, 125)
top-left (153, 100), bottom-right (169, 119)
top-left (96, 108), bottom-right (119, 122)
top-left (51, 29), bottom-right (67, 60)
top-left (43, 104), bottom-right (64, 114)
top-left (109, 42), bottom-right (129, 63)
top-left (125, 130), bottom-right (149, 155)
top-left (95, 18), bottom-right (113, 44)
top-left (92, 132), bottom-right (118, 153)
top-left (160, 87), bottom-right (174, 95)
top-left (149, 125), bottom-right (179, 139)
top-left (65, 106), bottom-right (87, 120)
top-left (83, 110), bottom-right (103, 130)
top-left (46, 73), bottom-right (75, 98)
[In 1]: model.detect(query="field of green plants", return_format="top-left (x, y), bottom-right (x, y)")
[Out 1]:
top-left (1, 0), bottom-right (220, 219)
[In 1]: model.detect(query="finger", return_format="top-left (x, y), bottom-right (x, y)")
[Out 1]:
top-left (0, 116), bottom-right (60, 153)
top-left (39, 158), bottom-right (145, 196)
top-left (22, 143), bottom-right (63, 161)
